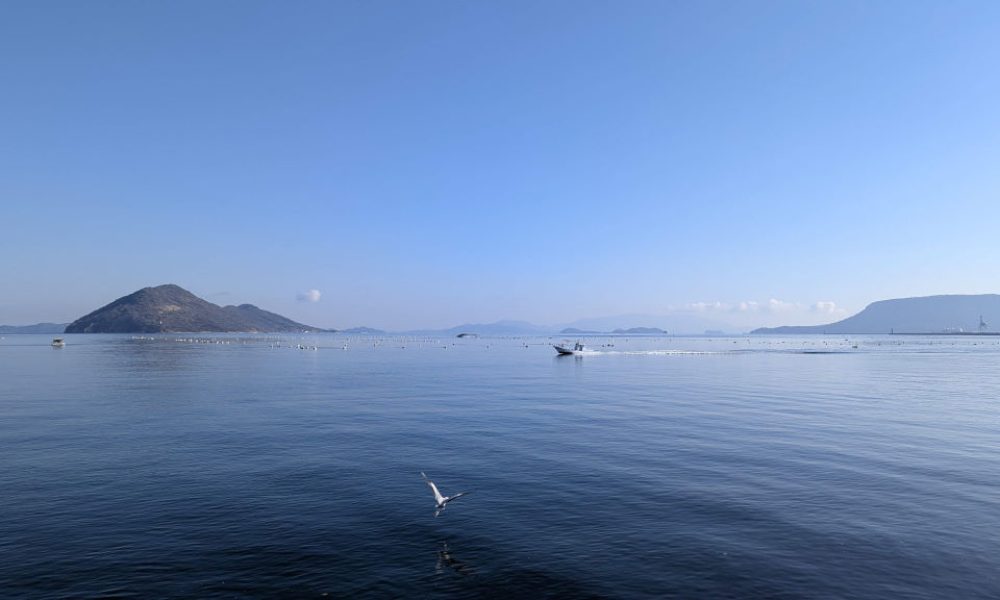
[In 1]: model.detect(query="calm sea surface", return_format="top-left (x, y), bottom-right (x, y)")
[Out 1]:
top-left (1, 333), bottom-right (998, 599)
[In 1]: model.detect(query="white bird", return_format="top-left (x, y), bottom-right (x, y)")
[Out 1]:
top-left (421, 472), bottom-right (469, 516)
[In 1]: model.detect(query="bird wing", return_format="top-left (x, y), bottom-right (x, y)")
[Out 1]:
top-left (422, 473), bottom-right (446, 505)
top-left (445, 491), bottom-right (470, 503)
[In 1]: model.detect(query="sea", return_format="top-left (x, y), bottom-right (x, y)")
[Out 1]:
top-left (1, 333), bottom-right (998, 599)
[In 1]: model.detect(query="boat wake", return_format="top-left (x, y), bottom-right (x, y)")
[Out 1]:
top-left (572, 348), bottom-right (857, 357)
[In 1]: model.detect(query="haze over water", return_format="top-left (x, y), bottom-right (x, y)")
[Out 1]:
top-left (2, 334), bottom-right (998, 598)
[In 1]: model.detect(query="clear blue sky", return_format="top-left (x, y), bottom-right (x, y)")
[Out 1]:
top-left (2, 1), bottom-right (999, 330)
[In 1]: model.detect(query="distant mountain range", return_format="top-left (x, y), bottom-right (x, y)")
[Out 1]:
top-left (0, 322), bottom-right (69, 334)
top-left (437, 320), bottom-right (552, 336)
top-left (753, 294), bottom-right (1000, 334)
top-left (28, 291), bottom-right (995, 337)
top-left (400, 321), bottom-right (679, 336)
top-left (65, 284), bottom-right (323, 333)
top-left (557, 313), bottom-right (733, 334)
top-left (339, 327), bottom-right (386, 335)
top-left (398, 314), bottom-right (733, 336)
top-left (560, 327), bottom-right (668, 335)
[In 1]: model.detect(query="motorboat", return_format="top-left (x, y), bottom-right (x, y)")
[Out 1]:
top-left (51, 338), bottom-right (65, 347)
top-left (553, 341), bottom-right (585, 355)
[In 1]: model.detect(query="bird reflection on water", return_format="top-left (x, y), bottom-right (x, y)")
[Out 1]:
top-left (436, 541), bottom-right (476, 577)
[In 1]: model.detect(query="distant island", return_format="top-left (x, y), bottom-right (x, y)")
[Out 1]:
top-left (439, 320), bottom-right (551, 336)
top-left (65, 284), bottom-right (324, 333)
top-left (612, 327), bottom-right (667, 334)
top-left (339, 327), bottom-right (385, 335)
top-left (753, 294), bottom-right (1000, 334)
top-left (0, 322), bottom-right (69, 334)
top-left (559, 327), bottom-right (667, 335)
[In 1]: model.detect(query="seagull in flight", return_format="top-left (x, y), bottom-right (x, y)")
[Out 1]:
top-left (421, 472), bottom-right (470, 516)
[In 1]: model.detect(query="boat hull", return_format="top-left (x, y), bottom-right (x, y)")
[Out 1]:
top-left (553, 344), bottom-right (581, 355)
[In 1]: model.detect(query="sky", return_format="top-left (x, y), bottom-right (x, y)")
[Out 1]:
top-left (2, 1), bottom-right (1000, 331)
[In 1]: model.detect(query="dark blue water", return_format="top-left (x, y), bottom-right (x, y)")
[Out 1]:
top-left (2, 334), bottom-right (998, 598)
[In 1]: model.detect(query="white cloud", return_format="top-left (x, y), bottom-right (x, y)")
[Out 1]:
top-left (673, 298), bottom-right (815, 316)
top-left (766, 298), bottom-right (799, 313)
top-left (732, 299), bottom-right (800, 313)
top-left (678, 299), bottom-right (799, 313)
top-left (661, 297), bottom-right (848, 329)
top-left (297, 289), bottom-right (322, 303)
top-left (811, 301), bottom-right (844, 315)
top-left (685, 301), bottom-right (728, 312)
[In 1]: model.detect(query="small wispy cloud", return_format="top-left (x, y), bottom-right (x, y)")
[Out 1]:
top-left (685, 301), bottom-right (727, 312)
top-left (811, 301), bottom-right (845, 315)
top-left (297, 289), bottom-right (322, 303)
top-left (766, 298), bottom-right (799, 313)
top-left (677, 298), bottom-right (843, 315)
top-left (682, 299), bottom-right (802, 314)
top-left (665, 297), bottom-right (847, 328)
